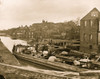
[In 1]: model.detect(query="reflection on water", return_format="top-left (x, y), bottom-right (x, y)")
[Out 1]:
top-left (0, 36), bottom-right (27, 53)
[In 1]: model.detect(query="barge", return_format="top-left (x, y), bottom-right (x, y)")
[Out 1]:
top-left (13, 51), bottom-right (88, 72)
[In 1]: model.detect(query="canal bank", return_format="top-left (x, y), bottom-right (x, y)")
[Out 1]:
top-left (0, 63), bottom-right (99, 79)
top-left (0, 39), bottom-right (20, 65)
top-left (0, 63), bottom-right (80, 79)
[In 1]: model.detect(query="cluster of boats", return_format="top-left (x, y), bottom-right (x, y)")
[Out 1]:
top-left (12, 44), bottom-right (100, 72)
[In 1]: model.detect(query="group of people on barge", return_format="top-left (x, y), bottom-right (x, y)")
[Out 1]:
top-left (12, 43), bottom-right (100, 69)
top-left (12, 43), bottom-right (61, 62)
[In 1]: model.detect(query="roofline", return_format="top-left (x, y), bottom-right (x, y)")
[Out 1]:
top-left (81, 8), bottom-right (100, 20)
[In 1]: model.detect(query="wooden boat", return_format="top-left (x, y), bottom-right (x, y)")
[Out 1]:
top-left (55, 53), bottom-right (100, 70)
top-left (13, 52), bottom-right (89, 72)
top-left (12, 44), bottom-right (89, 72)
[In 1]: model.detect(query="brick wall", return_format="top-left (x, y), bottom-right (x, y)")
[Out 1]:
top-left (80, 19), bottom-right (98, 53)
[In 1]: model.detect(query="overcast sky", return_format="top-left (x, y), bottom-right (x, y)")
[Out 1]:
top-left (0, 0), bottom-right (100, 30)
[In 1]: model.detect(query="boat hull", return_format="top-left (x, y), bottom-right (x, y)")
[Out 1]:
top-left (13, 52), bottom-right (88, 72)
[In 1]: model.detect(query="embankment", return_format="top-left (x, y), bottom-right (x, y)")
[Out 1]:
top-left (0, 39), bottom-right (19, 65)
top-left (0, 63), bottom-right (99, 79)
top-left (0, 63), bottom-right (78, 79)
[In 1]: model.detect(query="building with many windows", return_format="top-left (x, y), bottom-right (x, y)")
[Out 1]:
top-left (80, 8), bottom-right (100, 53)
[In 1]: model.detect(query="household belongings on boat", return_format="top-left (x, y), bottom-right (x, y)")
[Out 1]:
top-left (56, 51), bottom-right (92, 68)
top-left (73, 57), bottom-right (92, 68)
top-left (12, 44), bottom-right (36, 55)
top-left (54, 49), bottom-right (100, 69)
top-left (12, 44), bottom-right (51, 58)
top-left (13, 44), bottom-right (90, 72)
top-left (48, 56), bottom-right (57, 62)
top-left (12, 44), bottom-right (100, 70)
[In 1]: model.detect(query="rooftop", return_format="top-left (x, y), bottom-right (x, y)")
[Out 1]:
top-left (81, 8), bottom-right (100, 20)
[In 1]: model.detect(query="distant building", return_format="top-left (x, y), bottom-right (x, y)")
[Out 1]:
top-left (80, 8), bottom-right (100, 53)
top-left (0, 33), bottom-right (6, 36)
top-left (12, 26), bottom-right (31, 40)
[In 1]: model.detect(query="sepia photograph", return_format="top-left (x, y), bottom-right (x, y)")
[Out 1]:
top-left (0, 0), bottom-right (100, 79)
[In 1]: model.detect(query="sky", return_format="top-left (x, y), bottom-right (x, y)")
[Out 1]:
top-left (0, 0), bottom-right (100, 30)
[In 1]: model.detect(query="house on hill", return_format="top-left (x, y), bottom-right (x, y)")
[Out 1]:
top-left (80, 8), bottom-right (100, 53)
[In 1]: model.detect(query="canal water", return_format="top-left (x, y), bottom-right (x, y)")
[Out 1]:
top-left (0, 36), bottom-right (27, 53)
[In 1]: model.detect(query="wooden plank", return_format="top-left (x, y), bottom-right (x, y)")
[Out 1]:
top-left (80, 70), bottom-right (100, 76)
top-left (13, 52), bottom-right (88, 72)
